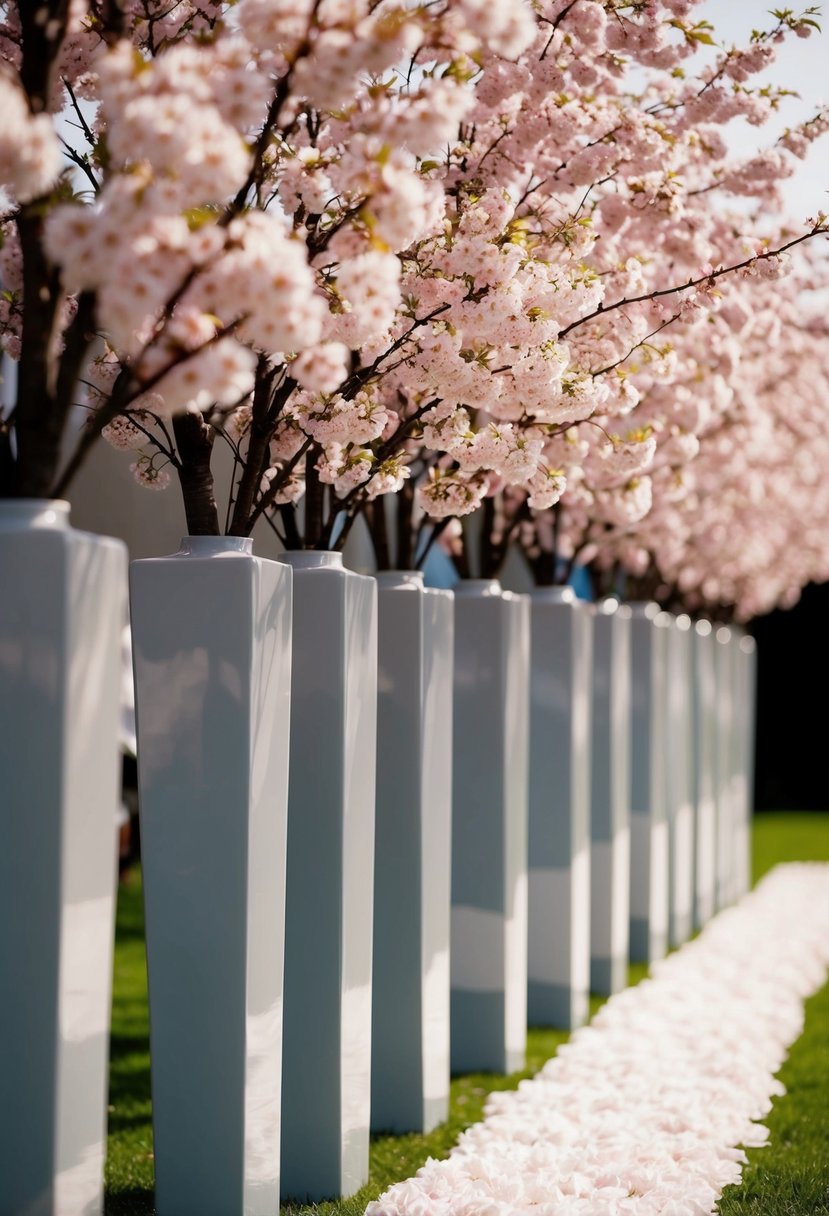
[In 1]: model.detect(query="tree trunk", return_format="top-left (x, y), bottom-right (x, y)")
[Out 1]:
top-left (368, 499), bottom-right (391, 571)
top-left (11, 211), bottom-right (63, 498)
top-left (173, 412), bottom-right (220, 535)
top-left (395, 481), bottom-right (415, 570)
top-left (304, 450), bottom-right (324, 548)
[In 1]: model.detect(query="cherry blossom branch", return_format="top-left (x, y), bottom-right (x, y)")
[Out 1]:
top-left (52, 318), bottom-right (242, 497)
top-left (246, 435), bottom-right (315, 533)
top-left (226, 0), bottom-right (323, 220)
top-left (590, 310), bottom-right (683, 377)
top-left (227, 358), bottom-right (280, 536)
top-left (559, 224), bottom-right (828, 338)
top-left (415, 514), bottom-right (453, 571)
top-left (63, 77), bottom-right (97, 149)
top-left (538, 0), bottom-right (580, 60)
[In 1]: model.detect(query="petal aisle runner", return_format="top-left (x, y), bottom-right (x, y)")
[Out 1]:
top-left (367, 864), bottom-right (829, 1216)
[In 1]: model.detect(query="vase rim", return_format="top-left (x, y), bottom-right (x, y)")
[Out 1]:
top-left (278, 549), bottom-right (344, 569)
top-left (532, 585), bottom-right (575, 604)
top-left (627, 599), bottom-right (661, 620)
top-left (0, 498), bottom-right (71, 529)
top-left (178, 535), bottom-right (253, 555)
top-left (374, 570), bottom-right (425, 587)
top-left (596, 595), bottom-right (620, 615)
top-left (453, 577), bottom-right (501, 597)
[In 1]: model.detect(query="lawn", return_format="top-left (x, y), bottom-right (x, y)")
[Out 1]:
top-left (104, 811), bottom-right (829, 1215)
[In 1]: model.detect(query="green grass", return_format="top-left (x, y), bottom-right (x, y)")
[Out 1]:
top-left (717, 813), bottom-right (829, 1216)
top-left (105, 812), bottom-right (829, 1215)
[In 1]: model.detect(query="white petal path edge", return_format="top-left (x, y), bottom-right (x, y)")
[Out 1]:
top-left (367, 864), bottom-right (829, 1216)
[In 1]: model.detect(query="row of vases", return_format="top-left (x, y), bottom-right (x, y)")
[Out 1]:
top-left (0, 503), bottom-right (756, 1216)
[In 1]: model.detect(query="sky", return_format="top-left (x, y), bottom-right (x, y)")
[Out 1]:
top-left (698, 0), bottom-right (828, 221)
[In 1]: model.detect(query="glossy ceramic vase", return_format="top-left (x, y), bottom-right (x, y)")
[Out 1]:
top-left (590, 598), bottom-right (631, 997)
top-left (371, 572), bottom-right (452, 1133)
top-left (0, 499), bottom-right (126, 1216)
top-left (665, 613), bottom-right (695, 948)
top-left (628, 603), bottom-right (670, 965)
top-left (130, 536), bottom-right (292, 1216)
top-left (691, 620), bottom-right (718, 929)
top-left (713, 626), bottom-right (736, 909)
top-left (278, 552), bottom-right (377, 1201)
top-left (735, 633), bottom-right (757, 899)
top-left (451, 580), bottom-right (529, 1075)
top-left (528, 587), bottom-right (592, 1029)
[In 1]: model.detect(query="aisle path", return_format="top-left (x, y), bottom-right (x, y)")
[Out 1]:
top-left (367, 865), bottom-right (829, 1216)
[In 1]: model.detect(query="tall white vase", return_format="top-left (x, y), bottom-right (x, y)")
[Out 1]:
top-left (527, 588), bottom-right (591, 1028)
top-left (451, 580), bottom-right (529, 1075)
top-left (628, 603), bottom-right (670, 965)
top-left (735, 633), bottom-right (757, 898)
top-left (279, 552), bottom-right (377, 1201)
top-left (130, 535), bottom-right (292, 1216)
top-left (713, 626), bottom-right (735, 909)
top-left (691, 620), bottom-right (717, 929)
top-left (371, 572), bottom-right (452, 1133)
top-left (665, 613), bottom-right (695, 948)
top-left (590, 598), bottom-right (631, 997)
top-left (0, 499), bottom-right (126, 1216)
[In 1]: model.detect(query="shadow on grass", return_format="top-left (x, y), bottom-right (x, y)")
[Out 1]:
top-left (105, 1189), bottom-right (156, 1216)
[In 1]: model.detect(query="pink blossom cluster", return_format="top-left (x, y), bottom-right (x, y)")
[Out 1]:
top-left (553, 280), bottom-right (829, 617)
top-left (367, 863), bottom-right (829, 1216)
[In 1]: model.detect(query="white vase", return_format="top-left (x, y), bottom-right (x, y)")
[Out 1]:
top-left (528, 587), bottom-right (591, 1029)
top-left (451, 580), bottom-right (529, 1075)
top-left (590, 598), bottom-right (631, 997)
top-left (371, 572), bottom-right (452, 1134)
top-left (665, 614), bottom-right (695, 948)
top-left (0, 499), bottom-right (126, 1216)
top-left (734, 633), bottom-right (756, 898)
top-left (628, 603), bottom-right (670, 965)
top-left (713, 626), bottom-right (736, 909)
top-left (130, 535), bottom-right (291, 1216)
top-left (691, 620), bottom-right (717, 929)
top-left (278, 552), bottom-right (377, 1202)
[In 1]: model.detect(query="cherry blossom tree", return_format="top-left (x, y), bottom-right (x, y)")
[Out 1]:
top-left (0, 0), bottom-right (537, 518)
top-left (1, 0), bottom-right (827, 603)
top-left (580, 285), bottom-right (829, 620)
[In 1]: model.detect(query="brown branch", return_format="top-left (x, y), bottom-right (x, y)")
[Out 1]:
top-left (395, 477), bottom-right (415, 570)
top-left (367, 498), bottom-right (392, 570)
top-left (227, 356), bottom-right (276, 536)
top-left (52, 321), bottom-right (240, 497)
top-left (415, 515), bottom-right (453, 571)
top-left (12, 207), bottom-right (64, 496)
top-left (303, 447), bottom-right (324, 547)
top-left (19, 1), bottom-right (68, 115)
top-left (246, 433), bottom-right (314, 532)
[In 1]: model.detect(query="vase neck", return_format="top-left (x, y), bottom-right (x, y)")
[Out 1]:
top-left (453, 578), bottom-right (502, 598)
top-left (374, 570), bottom-right (424, 589)
top-left (178, 536), bottom-right (253, 556)
top-left (627, 600), bottom-right (661, 620)
top-left (278, 550), bottom-right (343, 570)
top-left (532, 586), bottom-right (575, 604)
top-left (0, 498), bottom-right (71, 530)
